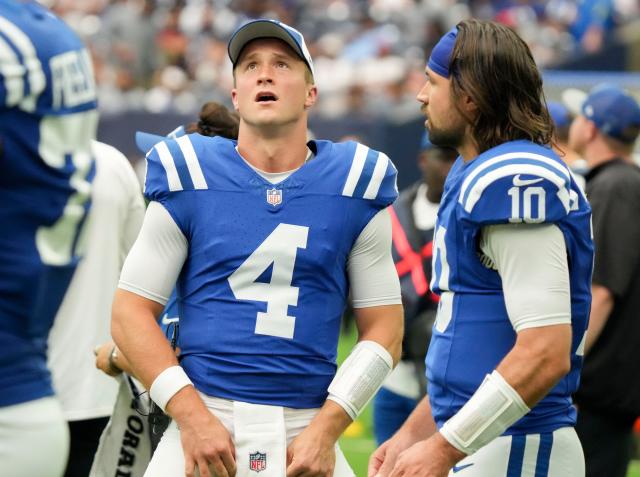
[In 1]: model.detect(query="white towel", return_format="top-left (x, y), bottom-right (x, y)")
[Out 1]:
top-left (234, 401), bottom-right (287, 476)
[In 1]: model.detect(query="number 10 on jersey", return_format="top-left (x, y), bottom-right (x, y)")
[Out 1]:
top-left (508, 185), bottom-right (546, 223)
top-left (228, 223), bottom-right (309, 339)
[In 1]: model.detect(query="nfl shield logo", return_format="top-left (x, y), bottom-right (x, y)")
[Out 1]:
top-left (249, 451), bottom-right (267, 472)
top-left (266, 188), bottom-right (282, 206)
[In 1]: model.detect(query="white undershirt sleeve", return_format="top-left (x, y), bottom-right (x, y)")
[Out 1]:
top-left (118, 201), bottom-right (188, 305)
top-left (479, 223), bottom-right (571, 332)
top-left (347, 208), bottom-right (402, 308)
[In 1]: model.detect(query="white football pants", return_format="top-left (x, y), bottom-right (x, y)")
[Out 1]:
top-left (0, 396), bottom-right (69, 477)
top-left (449, 427), bottom-right (584, 477)
top-left (145, 393), bottom-right (355, 477)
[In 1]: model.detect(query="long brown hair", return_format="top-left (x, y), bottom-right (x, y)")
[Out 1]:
top-left (449, 19), bottom-right (554, 153)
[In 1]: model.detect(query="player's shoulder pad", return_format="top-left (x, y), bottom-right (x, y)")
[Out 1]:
top-left (143, 133), bottom-right (221, 201)
top-left (333, 140), bottom-right (398, 207)
top-left (457, 142), bottom-right (581, 225)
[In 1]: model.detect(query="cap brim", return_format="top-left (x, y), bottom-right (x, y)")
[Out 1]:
top-left (562, 89), bottom-right (587, 117)
top-left (135, 131), bottom-right (165, 155)
top-left (228, 20), bottom-right (309, 73)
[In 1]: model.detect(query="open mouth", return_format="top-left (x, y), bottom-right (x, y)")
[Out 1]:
top-left (255, 92), bottom-right (278, 102)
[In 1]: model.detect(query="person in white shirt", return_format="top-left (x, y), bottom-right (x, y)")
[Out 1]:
top-left (48, 140), bottom-right (145, 477)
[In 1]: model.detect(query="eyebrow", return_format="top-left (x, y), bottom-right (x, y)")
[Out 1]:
top-left (425, 67), bottom-right (436, 82)
top-left (239, 50), bottom-right (298, 64)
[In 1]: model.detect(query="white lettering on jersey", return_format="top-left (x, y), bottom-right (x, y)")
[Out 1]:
top-left (36, 110), bottom-right (98, 265)
top-left (431, 224), bottom-right (450, 292)
top-left (0, 15), bottom-right (46, 110)
top-left (50, 49), bottom-right (96, 109)
top-left (507, 186), bottom-right (546, 224)
top-left (228, 223), bottom-right (309, 339)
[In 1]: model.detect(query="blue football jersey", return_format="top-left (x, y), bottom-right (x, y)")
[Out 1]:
top-left (426, 140), bottom-right (593, 434)
top-left (0, 1), bottom-right (97, 407)
top-left (144, 135), bottom-right (398, 408)
top-left (158, 290), bottom-right (180, 339)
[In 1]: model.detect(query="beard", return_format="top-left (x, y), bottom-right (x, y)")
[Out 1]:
top-left (427, 121), bottom-right (465, 150)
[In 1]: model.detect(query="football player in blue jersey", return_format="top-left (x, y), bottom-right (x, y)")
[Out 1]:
top-left (372, 132), bottom-right (457, 445)
top-left (111, 19), bottom-right (404, 477)
top-left (0, 2), bottom-right (98, 476)
top-left (369, 20), bottom-right (593, 477)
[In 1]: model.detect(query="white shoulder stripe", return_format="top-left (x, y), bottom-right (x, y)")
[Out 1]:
top-left (0, 36), bottom-right (23, 106)
top-left (342, 143), bottom-right (369, 197)
top-left (459, 152), bottom-right (570, 204)
top-left (463, 164), bottom-right (570, 213)
top-left (154, 142), bottom-right (183, 192)
top-left (0, 16), bottom-right (45, 111)
top-left (176, 136), bottom-right (208, 190)
top-left (363, 152), bottom-right (389, 199)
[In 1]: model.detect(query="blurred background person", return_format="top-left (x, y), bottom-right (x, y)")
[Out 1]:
top-left (0, 2), bottom-right (98, 476)
top-left (548, 100), bottom-right (587, 177)
top-left (567, 85), bottom-right (640, 477)
top-left (47, 138), bottom-right (145, 477)
top-left (372, 132), bottom-right (456, 445)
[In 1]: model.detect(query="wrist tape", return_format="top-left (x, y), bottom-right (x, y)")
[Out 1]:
top-left (327, 340), bottom-right (393, 420)
top-left (440, 370), bottom-right (530, 455)
top-left (149, 365), bottom-right (193, 413)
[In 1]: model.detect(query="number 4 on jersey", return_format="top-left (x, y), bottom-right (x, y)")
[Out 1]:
top-left (228, 223), bottom-right (309, 339)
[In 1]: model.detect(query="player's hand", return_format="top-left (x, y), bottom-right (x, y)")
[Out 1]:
top-left (368, 431), bottom-right (415, 477)
top-left (286, 426), bottom-right (336, 477)
top-left (178, 405), bottom-right (237, 477)
top-left (388, 433), bottom-right (465, 477)
top-left (94, 341), bottom-right (121, 377)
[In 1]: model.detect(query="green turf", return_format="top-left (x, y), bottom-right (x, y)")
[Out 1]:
top-left (336, 326), bottom-right (640, 477)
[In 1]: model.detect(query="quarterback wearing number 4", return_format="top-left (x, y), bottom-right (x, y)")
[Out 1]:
top-left (369, 20), bottom-right (593, 477)
top-left (112, 19), bottom-right (403, 477)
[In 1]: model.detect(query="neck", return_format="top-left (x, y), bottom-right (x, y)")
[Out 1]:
top-left (458, 138), bottom-right (479, 163)
top-left (456, 124), bottom-right (479, 162)
top-left (583, 138), bottom-right (630, 169)
top-left (236, 119), bottom-right (309, 173)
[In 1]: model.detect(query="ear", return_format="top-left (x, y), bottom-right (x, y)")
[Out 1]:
top-left (585, 120), bottom-right (598, 142)
top-left (459, 92), bottom-right (478, 117)
top-left (304, 85), bottom-right (318, 109)
top-left (231, 88), bottom-right (240, 112)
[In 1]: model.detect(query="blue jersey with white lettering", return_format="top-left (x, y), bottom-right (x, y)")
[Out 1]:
top-left (0, 1), bottom-right (97, 407)
top-left (427, 140), bottom-right (593, 434)
top-left (144, 135), bottom-right (398, 408)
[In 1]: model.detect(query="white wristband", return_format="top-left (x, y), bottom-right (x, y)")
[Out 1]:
top-left (327, 340), bottom-right (393, 420)
top-left (149, 366), bottom-right (193, 413)
top-left (440, 370), bottom-right (530, 455)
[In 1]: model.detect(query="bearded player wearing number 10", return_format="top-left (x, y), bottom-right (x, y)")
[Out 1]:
top-left (112, 19), bottom-right (404, 477)
top-left (369, 20), bottom-right (594, 477)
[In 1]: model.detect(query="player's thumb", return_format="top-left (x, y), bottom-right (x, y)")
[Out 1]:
top-left (286, 446), bottom-right (293, 467)
top-left (373, 449), bottom-right (398, 477)
top-left (367, 447), bottom-right (385, 477)
top-left (285, 459), bottom-right (301, 477)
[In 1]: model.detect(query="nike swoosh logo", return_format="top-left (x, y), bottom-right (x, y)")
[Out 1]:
top-left (452, 463), bottom-right (474, 473)
top-left (161, 314), bottom-right (179, 325)
top-left (513, 174), bottom-right (544, 187)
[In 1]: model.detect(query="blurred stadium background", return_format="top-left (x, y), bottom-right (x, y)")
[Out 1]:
top-left (42, 0), bottom-right (640, 474)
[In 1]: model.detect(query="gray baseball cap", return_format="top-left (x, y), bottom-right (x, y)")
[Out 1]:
top-left (227, 19), bottom-right (315, 79)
